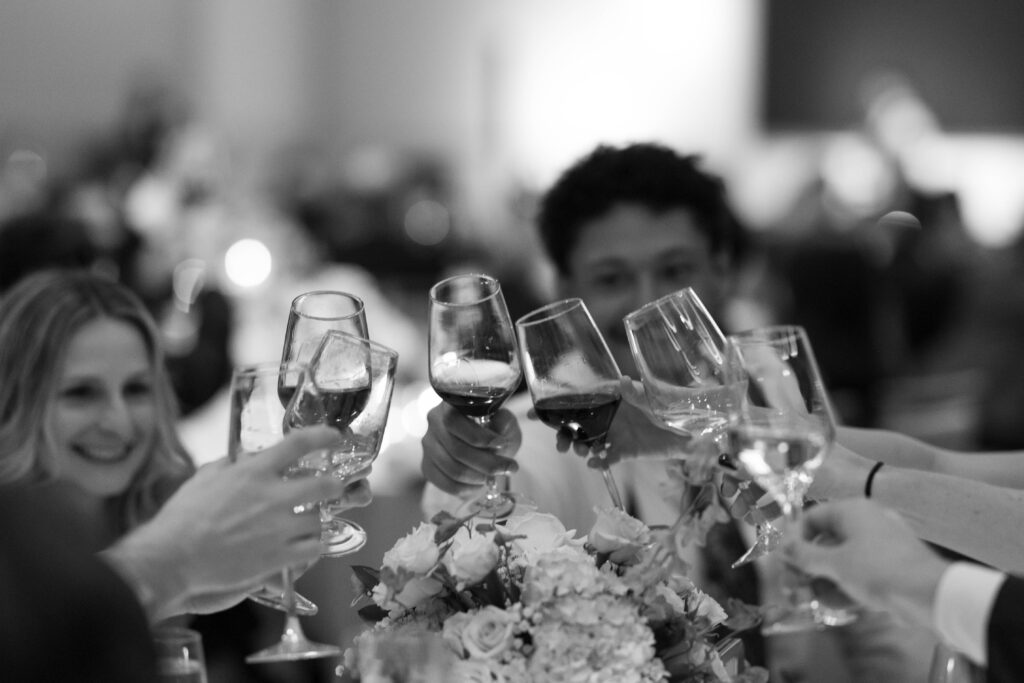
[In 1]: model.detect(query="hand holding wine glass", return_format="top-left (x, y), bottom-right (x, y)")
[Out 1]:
top-left (726, 325), bottom-right (859, 635)
top-left (428, 273), bottom-right (522, 519)
top-left (515, 298), bottom-right (626, 510)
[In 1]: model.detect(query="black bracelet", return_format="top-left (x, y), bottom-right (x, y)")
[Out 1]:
top-left (864, 461), bottom-right (884, 498)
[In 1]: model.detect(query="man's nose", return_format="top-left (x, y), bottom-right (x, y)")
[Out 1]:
top-left (634, 273), bottom-right (660, 310)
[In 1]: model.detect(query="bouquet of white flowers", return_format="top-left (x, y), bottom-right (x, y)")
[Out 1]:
top-left (342, 506), bottom-right (767, 683)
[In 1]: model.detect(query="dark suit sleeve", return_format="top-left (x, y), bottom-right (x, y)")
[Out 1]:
top-left (0, 486), bottom-right (158, 682)
top-left (986, 574), bottom-right (1024, 683)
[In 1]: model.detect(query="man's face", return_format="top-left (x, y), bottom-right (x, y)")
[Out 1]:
top-left (557, 204), bottom-right (729, 376)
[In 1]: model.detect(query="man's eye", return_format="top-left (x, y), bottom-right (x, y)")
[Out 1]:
top-left (590, 271), bottom-right (629, 288)
top-left (661, 263), bottom-right (696, 282)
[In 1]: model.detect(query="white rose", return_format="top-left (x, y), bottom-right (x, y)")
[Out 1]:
top-left (504, 511), bottom-right (579, 562)
top-left (588, 506), bottom-right (651, 565)
top-left (453, 658), bottom-right (498, 683)
top-left (461, 605), bottom-right (518, 659)
top-left (444, 527), bottom-right (499, 588)
top-left (442, 611), bottom-right (474, 657)
top-left (689, 588), bottom-right (728, 626)
top-left (383, 522), bottom-right (439, 574)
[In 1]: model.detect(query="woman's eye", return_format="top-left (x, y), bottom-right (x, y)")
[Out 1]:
top-left (60, 385), bottom-right (98, 401)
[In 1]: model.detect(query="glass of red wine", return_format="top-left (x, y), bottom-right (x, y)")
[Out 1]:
top-left (428, 273), bottom-right (522, 519)
top-left (515, 298), bottom-right (626, 511)
top-left (280, 290), bottom-right (369, 554)
top-left (305, 330), bottom-right (398, 556)
top-left (228, 360), bottom-right (342, 663)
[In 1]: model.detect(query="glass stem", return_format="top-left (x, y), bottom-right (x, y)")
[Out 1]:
top-left (778, 497), bottom-right (814, 608)
top-left (594, 441), bottom-right (625, 511)
top-left (471, 414), bottom-right (505, 499)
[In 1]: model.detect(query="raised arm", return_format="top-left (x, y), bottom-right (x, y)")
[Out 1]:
top-left (838, 426), bottom-right (1024, 488)
top-left (102, 426), bottom-right (372, 621)
top-left (809, 427), bottom-right (1024, 573)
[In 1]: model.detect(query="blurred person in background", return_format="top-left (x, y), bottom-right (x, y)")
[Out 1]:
top-left (420, 141), bottom-right (937, 682)
top-left (0, 270), bottom-right (371, 682)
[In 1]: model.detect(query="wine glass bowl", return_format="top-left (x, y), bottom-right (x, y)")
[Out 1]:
top-left (725, 325), bottom-right (857, 634)
top-left (515, 298), bottom-right (625, 510)
top-left (428, 273), bottom-right (522, 518)
top-left (310, 330), bottom-right (399, 556)
top-left (623, 287), bottom-right (738, 440)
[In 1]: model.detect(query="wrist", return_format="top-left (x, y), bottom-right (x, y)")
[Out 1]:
top-left (101, 524), bottom-right (191, 622)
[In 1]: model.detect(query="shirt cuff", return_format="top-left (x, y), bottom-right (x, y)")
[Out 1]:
top-left (933, 561), bottom-right (1007, 666)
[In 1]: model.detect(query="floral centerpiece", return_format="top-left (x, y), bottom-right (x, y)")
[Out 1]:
top-left (342, 506), bottom-right (767, 682)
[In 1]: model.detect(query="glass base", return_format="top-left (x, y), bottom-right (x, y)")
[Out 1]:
top-left (456, 490), bottom-right (519, 521)
top-left (246, 639), bottom-right (341, 664)
top-left (761, 600), bottom-right (859, 636)
top-left (248, 587), bottom-right (318, 616)
top-left (321, 517), bottom-right (367, 557)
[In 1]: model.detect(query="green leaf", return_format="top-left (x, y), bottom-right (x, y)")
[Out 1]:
top-left (350, 565), bottom-right (381, 595)
top-left (357, 604), bottom-right (390, 623)
top-left (434, 516), bottom-right (467, 545)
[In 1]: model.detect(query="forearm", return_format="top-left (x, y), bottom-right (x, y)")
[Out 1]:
top-left (870, 465), bottom-right (1024, 574)
top-left (837, 426), bottom-right (941, 471)
top-left (838, 426), bottom-right (1024, 488)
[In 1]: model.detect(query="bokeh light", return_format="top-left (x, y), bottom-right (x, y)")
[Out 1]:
top-left (224, 238), bottom-right (272, 288)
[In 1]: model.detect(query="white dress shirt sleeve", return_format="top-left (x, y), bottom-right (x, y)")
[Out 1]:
top-left (933, 561), bottom-right (1007, 666)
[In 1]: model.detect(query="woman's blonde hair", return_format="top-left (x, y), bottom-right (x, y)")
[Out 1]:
top-left (0, 269), bottom-right (195, 533)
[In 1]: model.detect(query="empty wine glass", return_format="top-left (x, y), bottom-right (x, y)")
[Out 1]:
top-left (515, 298), bottom-right (626, 510)
top-left (281, 290), bottom-right (370, 554)
top-left (308, 330), bottom-right (398, 557)
top-left (726, 325), bottom-right (859, 635)
top-left (228, 361), bottom-right (342, 662)
top-left (428, 273), bottom-right (522, 519)
top-left (623, 287), bottom-right (780, 567)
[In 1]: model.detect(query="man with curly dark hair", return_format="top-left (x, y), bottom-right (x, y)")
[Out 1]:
top-left (422, 142), bottom-right (935, 682)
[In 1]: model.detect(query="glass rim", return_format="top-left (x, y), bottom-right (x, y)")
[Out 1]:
top-left (152, 626), bottom-right (203, 641)
top-left (622, 286), bottom-right (705, 326)
top-left (428, 272), bottom-right (502, 305)
top-left (727, 324), bottom-right (807, 346)
top-left (318, 330), bottom-right (400, 363)
top-left (515, 297), bottom-right (587, 328)
top-left (290, 290), bottom-right (365, 321)
top-left (232, 359), bottom-right (310, 377)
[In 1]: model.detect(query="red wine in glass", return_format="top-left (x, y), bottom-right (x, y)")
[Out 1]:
top-left (283, 383), bottom-right (370, 432)
top-left (533, 392), bottom-right (621, 444)
top-left (431, 358), bottom-right (520, 422)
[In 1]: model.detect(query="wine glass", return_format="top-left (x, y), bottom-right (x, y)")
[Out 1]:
top-left (725, 325), bottom-right (859, 635)
top-left (515, 298), bottom-right (626, 510)
top-left (428, 273), bottom-right (522, 519)
top-left (623, 287), bottom-right (781, 567)
top-left (281, 290), bottom-right (370, 554)
top-left (227, 361), bottom-right (342, 662)
top-left (308, 330), bottom-right (398, 557)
